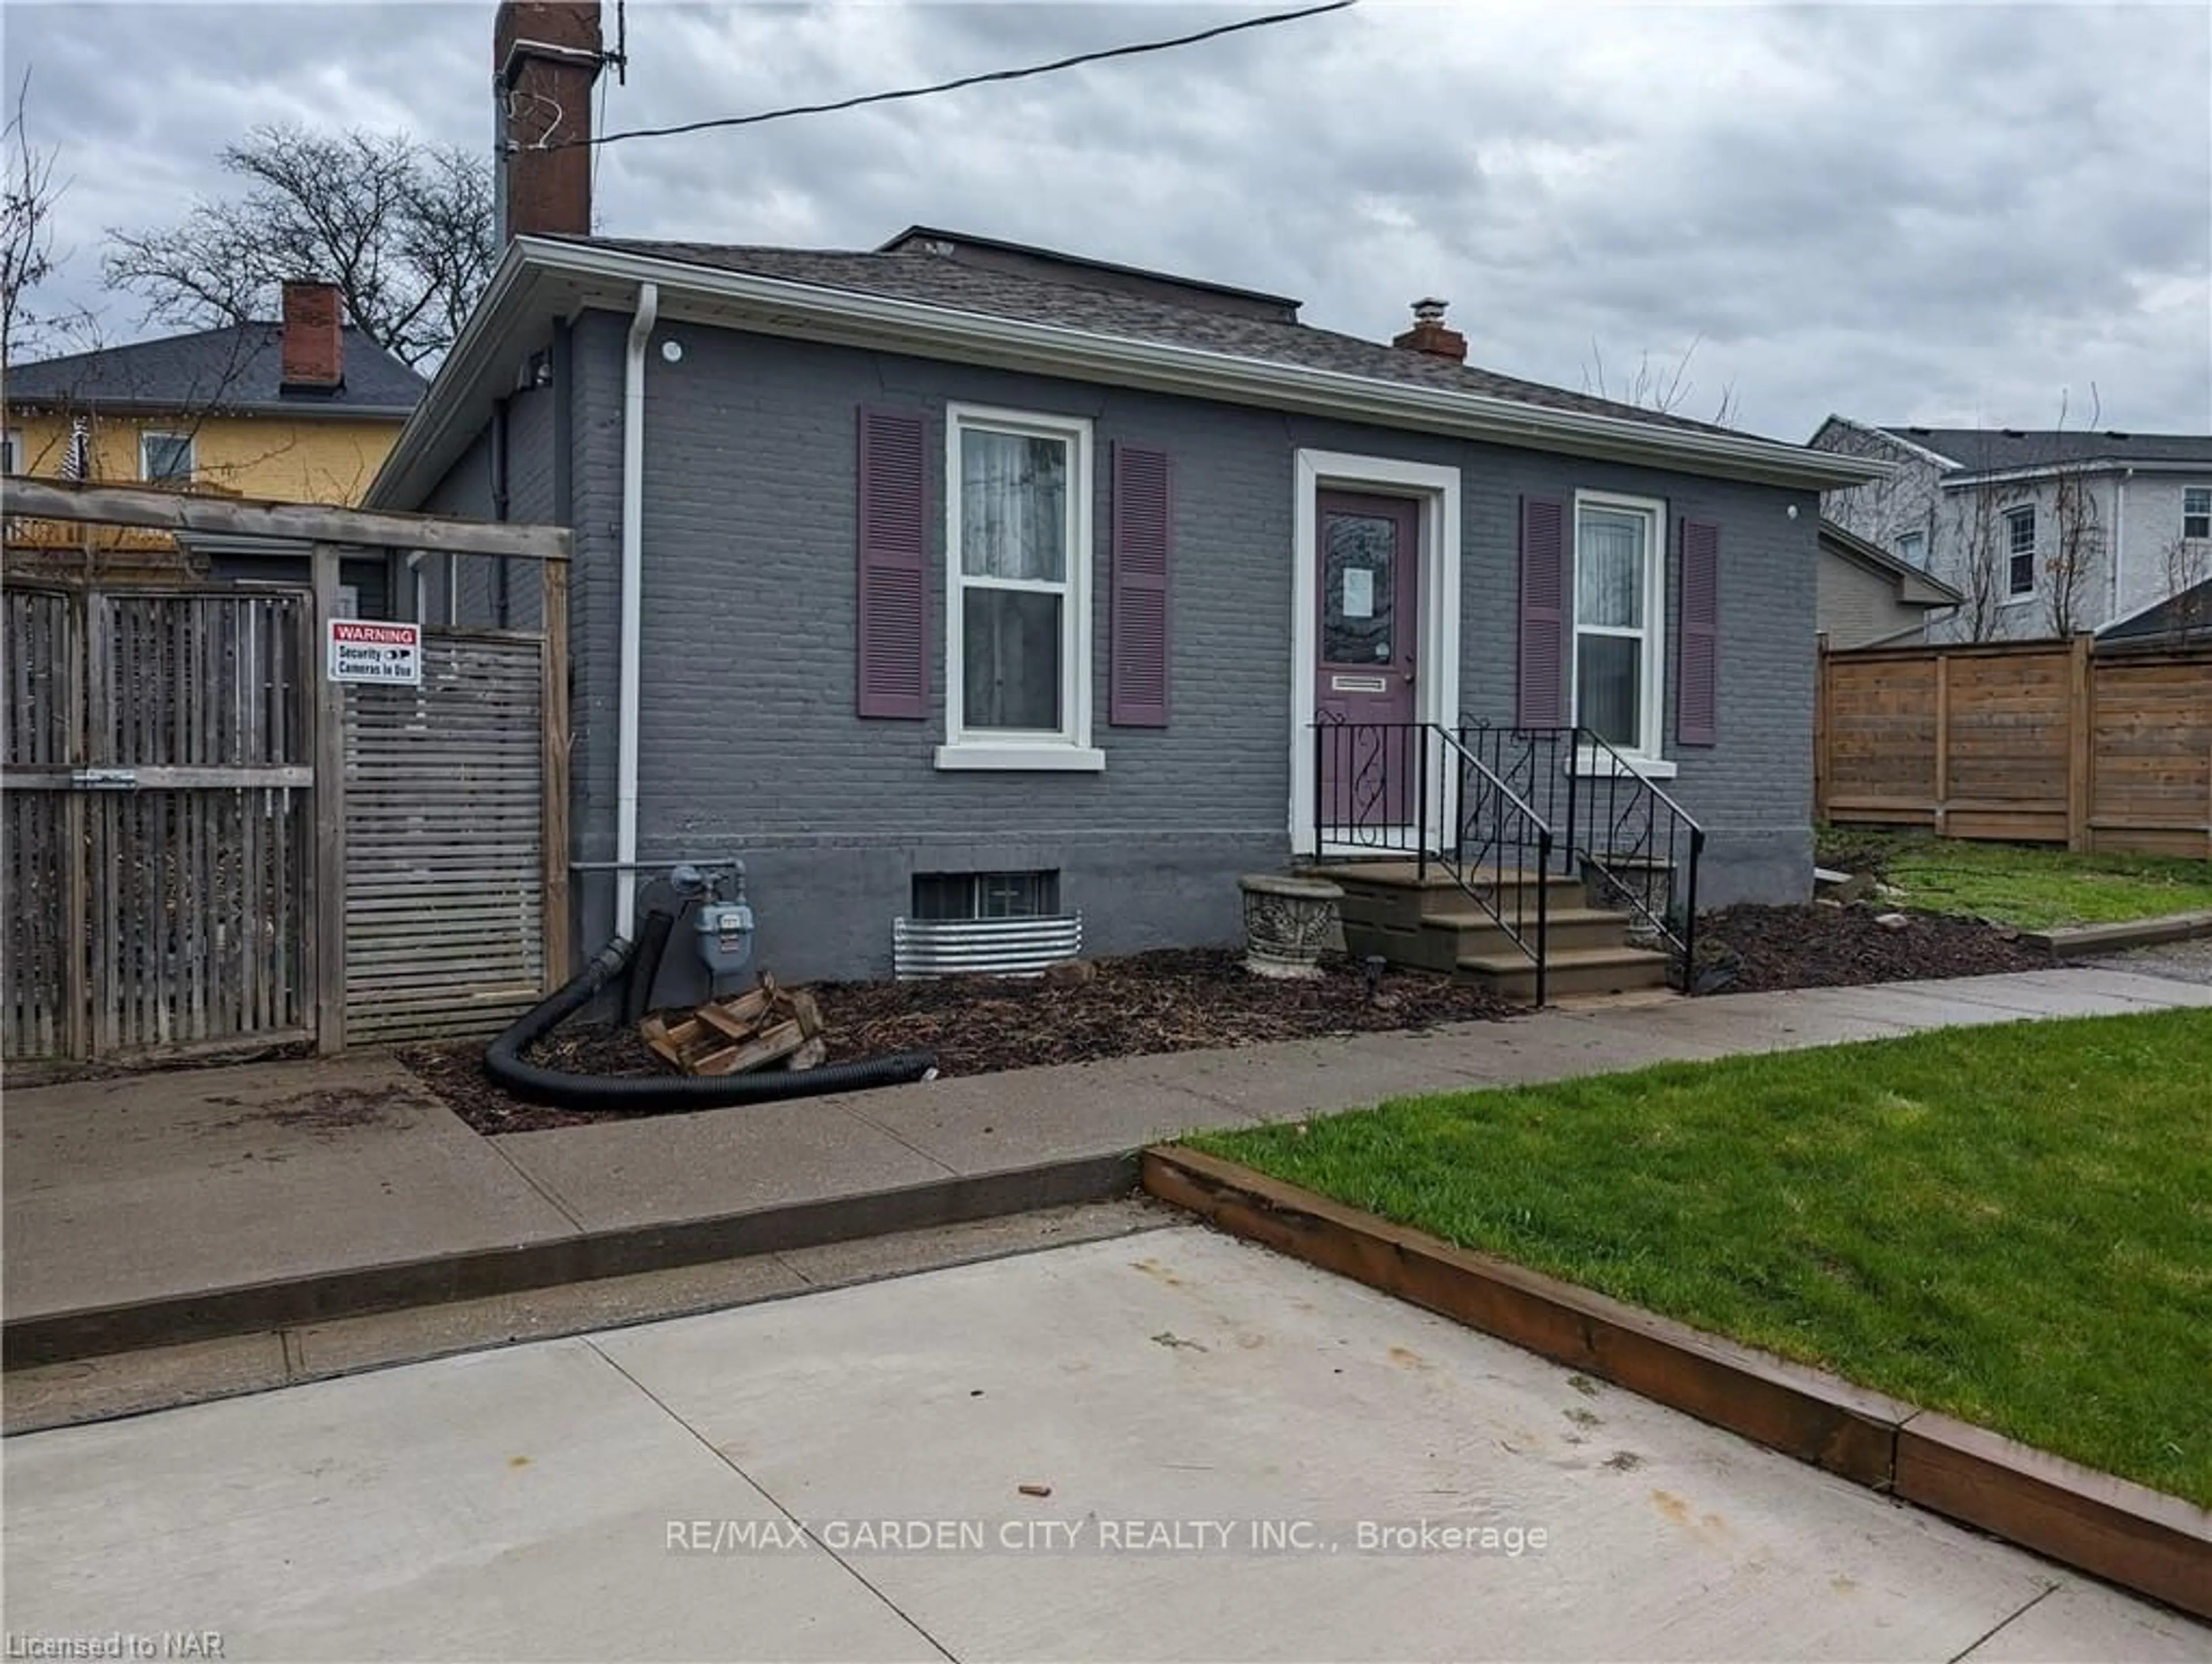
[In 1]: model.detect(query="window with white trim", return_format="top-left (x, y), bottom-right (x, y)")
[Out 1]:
top-left (1896, 530), bottom-right (1926, 569)
top-left (941, 404), bottom-right (1096, 766)
top-left (2184, 486), bottom-right (2211, 542)
top-left (140, 430), bottom-right (195, 483)
top-left (2004, 505), bottom-right (2036, 598)
top-left (1571, 492), bottom-right (1666, 758)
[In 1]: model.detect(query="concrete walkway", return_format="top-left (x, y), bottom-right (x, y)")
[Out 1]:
top-left (9, 966), bottom-right (2209, 1375)
top-left (6, 1224), bottom-right (2205, 1662)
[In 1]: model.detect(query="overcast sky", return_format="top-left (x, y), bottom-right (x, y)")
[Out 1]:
top-left (6, 1), bottom-right (2208, 442)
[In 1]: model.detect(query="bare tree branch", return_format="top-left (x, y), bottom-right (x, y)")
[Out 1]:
top-left (1581, 335), bottom-right (1741, 428)
top-left (102, 123), bottom-right (495, 368)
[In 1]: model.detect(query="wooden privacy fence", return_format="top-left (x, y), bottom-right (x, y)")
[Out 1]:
top-left (4, 585), bottom-right (313, 1058)
top-left (340, 629), bottom-right (567, 1043)
top-left (2, 476), bottom-right (571, 1065)
top-left (1815, 633), bottom-right (2212, 858)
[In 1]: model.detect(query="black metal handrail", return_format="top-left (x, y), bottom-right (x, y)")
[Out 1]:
top-left (1310, 717), bottom-right (1555, 1004)
top-left (1435, 727), bottom-right (1554, 1006)
top-left (1454, 721), bottom-right (1708, 987)
top-left (1559, 727), bottom-right (1705, 978)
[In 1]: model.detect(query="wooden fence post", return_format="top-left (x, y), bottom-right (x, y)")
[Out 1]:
top-left (1813, 632), bottom-right (1830, 822)
top-left (1932, 652), bottom-right (1950, 838)
top-left (540, 558), bottom-right (571, 989)
top-left (311, 542), bottom-right (347, 1054)
top-left (2066, 631), bottom-right (2093, 853)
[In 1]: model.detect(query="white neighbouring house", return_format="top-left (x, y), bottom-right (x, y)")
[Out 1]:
top-left (1808, 417), bottom-right (2212, 643)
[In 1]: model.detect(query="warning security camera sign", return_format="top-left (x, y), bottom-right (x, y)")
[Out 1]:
top-left (327, 619), bottom-right (422, 686)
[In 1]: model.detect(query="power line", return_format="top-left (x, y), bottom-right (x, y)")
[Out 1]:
top-left (554, 0), bottom-right (1357, 152)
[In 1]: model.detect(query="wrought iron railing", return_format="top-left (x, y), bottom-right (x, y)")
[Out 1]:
top-left (1312, 717), bottom-right (1555, 1001)
top-left (1312, 717), bottom-right (1707, 993)
top-left (1436, 727), bottom-right (1554, 1006)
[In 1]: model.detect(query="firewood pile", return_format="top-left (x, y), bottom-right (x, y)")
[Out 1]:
top-left (639, 974), bottom-right (826, 1076)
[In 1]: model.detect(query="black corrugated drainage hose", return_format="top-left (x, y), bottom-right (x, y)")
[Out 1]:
top-left (622, 905), bottom-right (679, 1027)
top-left (484, 935), bottom-right (938, 1111)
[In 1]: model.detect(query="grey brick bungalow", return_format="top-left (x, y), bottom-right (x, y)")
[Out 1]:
top-left (365, 223), bottom-right (1880, 990)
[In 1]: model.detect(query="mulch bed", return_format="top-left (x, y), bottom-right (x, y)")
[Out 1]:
top-left (399, 947), bottom-right (1516, 1135)
top-left (1691, 902), bottom-right (2052, 994)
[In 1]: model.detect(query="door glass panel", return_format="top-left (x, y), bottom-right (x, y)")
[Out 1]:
top-left (962, 588), bottom-right (1062, 730)
top-left (1576, 636), bottom-right (1642, 748)
top-left (1323, 512), bottom-right (1396, 664)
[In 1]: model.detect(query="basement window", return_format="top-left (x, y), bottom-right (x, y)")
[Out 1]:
top-left (910, 870), bottom-right (1060, 922)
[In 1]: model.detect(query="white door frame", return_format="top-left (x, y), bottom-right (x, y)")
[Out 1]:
top-left (1289, 449), bottom-right (1463, 856)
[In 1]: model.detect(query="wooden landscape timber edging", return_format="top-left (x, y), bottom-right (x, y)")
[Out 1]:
top-left (1141, 1145), bottom-right (2212, 1620)
top-left (1815, 633), bottom-right (2212, 859)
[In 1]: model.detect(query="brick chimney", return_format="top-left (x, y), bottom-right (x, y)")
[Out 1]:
top-left (495, 1), bottom-right (607, 242)
top-left (280, 280), bottom-right (344, 391)
top-left (1393, 297), bottom-right (1467, 364)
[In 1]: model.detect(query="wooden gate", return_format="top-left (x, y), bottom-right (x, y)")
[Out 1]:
top-left (3, 585), bottom-right (313, 1061)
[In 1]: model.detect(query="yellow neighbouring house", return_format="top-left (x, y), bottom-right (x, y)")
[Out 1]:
top-left (3, 281), bottom-right (426, 607)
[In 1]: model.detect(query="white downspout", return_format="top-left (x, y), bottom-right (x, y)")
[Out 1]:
top-left (616, 281), bottom-right (659, 941)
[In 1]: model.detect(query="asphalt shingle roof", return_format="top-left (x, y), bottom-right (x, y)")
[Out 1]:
top-left (1880, 426), bottom-right (2212, 472)
top-left (577, 237), bottom-right (1739, 438)
top-left (6, 323), bottom-right (427, 415)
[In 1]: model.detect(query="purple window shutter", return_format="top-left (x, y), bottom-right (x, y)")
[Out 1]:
top-left (1109, 441), bottom-right (1173, 727)
top-left (1677, 517), bottom-right (1720, 746)
top-left (1517, 496), bottom-right (1566, 727)
top-left (855, 406), bottom-right (929, 719)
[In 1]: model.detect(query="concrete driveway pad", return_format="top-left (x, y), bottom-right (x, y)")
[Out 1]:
top-left (12, 1226), bottom-right (2202, 1662)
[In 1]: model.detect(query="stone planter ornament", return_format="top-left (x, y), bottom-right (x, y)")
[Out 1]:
top-left (1238, 873), bottom-right (1344, 979)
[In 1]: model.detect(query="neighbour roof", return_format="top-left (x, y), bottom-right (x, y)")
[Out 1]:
top-left (578, 236), bottom-right (1738, 438)
top-left (1876, 426), bottom-right (2212, 473)
top-left (1817, 517), bottom-right (1964, 606)
top-left (2100, 577), bottom-right (2212, 645)
top-left (5, 323), bottom-right (428, 417)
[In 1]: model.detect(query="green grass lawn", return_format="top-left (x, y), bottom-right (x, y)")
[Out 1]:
top-left (1189, 1009), bottom-right (2212, 1506)
top-left (1817, 828), bottom-right (2212, 931)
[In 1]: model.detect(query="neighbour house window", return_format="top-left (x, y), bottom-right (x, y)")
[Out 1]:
top-left (2004, 506), bottom-right (2036, 598)
top-left (944, 404), bottom-right (1093, 755)
top-left (1571, 493), bottom-right (1666, 758)
top-left (911, 871), bottom-right (1060, 922)
top-left (2185, 487), bottom-right (2211, 542)
top-left (1896, 530), bottom-right (1927, 569)
top-left (1, 430), bottom-right (20, 474)
top-left (140, 431), bottom-right (195, 483)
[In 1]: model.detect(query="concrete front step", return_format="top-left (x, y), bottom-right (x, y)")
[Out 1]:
top-left (1422, 905), bottom-right (1635, 960)
top-left (1458, 944), bottom-right (1675, 1002)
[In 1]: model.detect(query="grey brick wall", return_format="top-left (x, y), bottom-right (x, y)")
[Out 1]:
top-left (423, 309), bottom-right (1820, 986)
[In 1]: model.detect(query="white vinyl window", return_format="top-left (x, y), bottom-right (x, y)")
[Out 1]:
top-left (2184, 486), bottom-right (2211, 542)
top-left (937, 404), bottom-right (1101, 771)
top-left (1571, 491), bottom-right (1667, 762)
top-left (1896, 530), bottom-right (1927, 569)
top-left (140, 430), bottom-right (195, 483)
top-left (2005, 505), bottom-right (2036, 598)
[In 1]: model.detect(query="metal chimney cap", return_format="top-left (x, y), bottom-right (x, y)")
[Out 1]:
top-left (1411, 297), bottom-right (1449, 323)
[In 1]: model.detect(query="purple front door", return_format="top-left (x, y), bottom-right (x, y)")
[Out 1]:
top-left (1315, 491), bottom-right (1421, 834)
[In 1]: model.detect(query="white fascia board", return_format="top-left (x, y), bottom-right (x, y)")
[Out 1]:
top-left (373, 239), bottom-right (1892, 506)
top-left (1941, 457), bottom-right (2212, 491)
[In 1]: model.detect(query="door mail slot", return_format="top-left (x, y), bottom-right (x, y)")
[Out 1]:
top-left (1328, 674), bottom-right (1389, 693)
top-left (71, 769), bottom-right (138, 791)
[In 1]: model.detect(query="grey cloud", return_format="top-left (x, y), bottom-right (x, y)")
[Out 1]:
top-left (5, 1), bottom-right (2205, 439)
